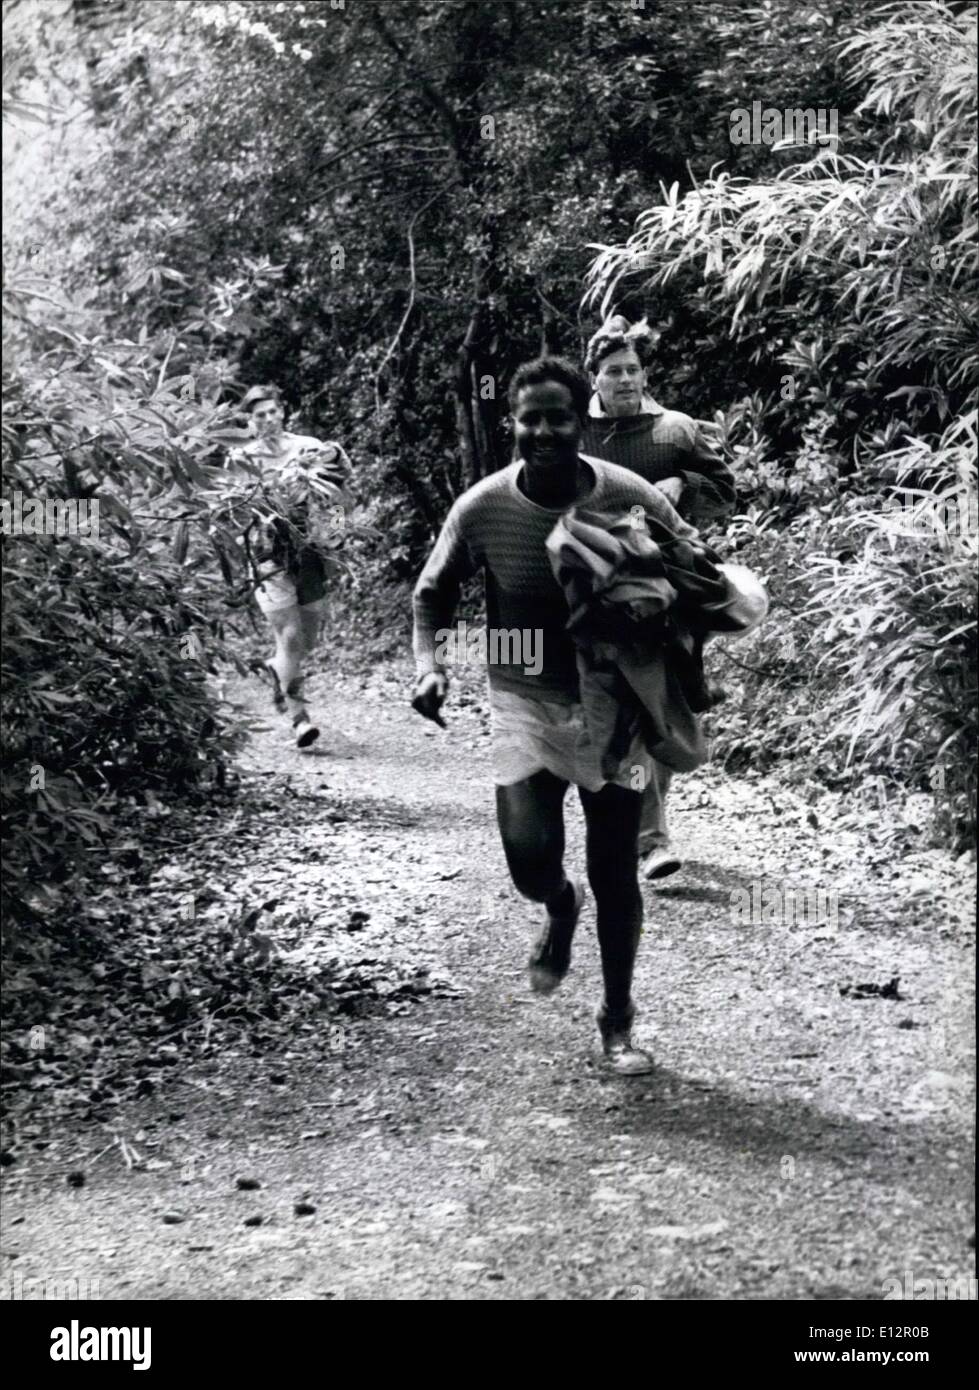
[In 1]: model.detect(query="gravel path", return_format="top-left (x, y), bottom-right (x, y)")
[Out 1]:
top-left (2, 657), bottom-right (974, 1301)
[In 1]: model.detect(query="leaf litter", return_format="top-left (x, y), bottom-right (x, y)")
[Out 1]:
top-left (1, 757), bottom-right (464, 1147)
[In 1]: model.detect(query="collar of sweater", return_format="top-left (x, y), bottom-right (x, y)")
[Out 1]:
top-left (588, 391), bottom-right (663, 420)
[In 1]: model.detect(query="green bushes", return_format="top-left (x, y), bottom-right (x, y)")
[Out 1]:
top-left (1, 528), bottom-right (243, 901)
top-left (806, 413), bottom-right (978, 843)
top-left (1, 283), bottom-right (256, 921)
top-left (703, 412), bottom-right (977, 847)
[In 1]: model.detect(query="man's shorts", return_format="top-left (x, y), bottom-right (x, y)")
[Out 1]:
top-left (489, 687), bottom-right (653, 793)
top-left (253, 560), bottom-right (329, 617)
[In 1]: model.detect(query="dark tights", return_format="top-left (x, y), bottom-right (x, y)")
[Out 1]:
top-left (495, 770), bottom-right (643, 1018)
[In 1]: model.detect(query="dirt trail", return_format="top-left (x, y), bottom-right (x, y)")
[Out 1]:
top-left (2, 658), bottom-right (974, 1301)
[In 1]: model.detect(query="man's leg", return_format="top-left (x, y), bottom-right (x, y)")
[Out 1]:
top-left (639, 762), bottom-right (681, 880)
top-left (638, 762), bottom-right (670, 851)
top-left (496, 769), bottom-right (584, 993)
top-left (293, 603), bottom-right (327, 738)
top-left (579, 782), bottom-right (643, 1017)
top-left (495, 768), bottom-right (569, 905)
top-left (266, 605), bottom-right (320, 743)
top-left (579, 781), bottom-right (652, 1072)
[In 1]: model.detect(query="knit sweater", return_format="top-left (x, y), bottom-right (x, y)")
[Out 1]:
top-left (412, 456), bottom-right (697, 701)
top-left (581, 396), bottom-right (735, 522)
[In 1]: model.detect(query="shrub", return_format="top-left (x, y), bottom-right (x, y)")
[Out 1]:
top-left (806, 411), bottom-right (978, 844)
top-left (1, 277), bottom-right (260, 921)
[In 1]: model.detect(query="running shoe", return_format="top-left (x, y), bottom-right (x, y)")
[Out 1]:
top-left (294, 719), bottom-right (320, 749)
top-left (596, 1001), bottom-right (654, 1076)
top-left (640, 846), bottom-right (682, 881)
top-left (528, 879), bottom-right (585, 994)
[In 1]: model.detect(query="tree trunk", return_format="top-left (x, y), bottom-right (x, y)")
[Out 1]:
top-left (454, 303), bottom-right (482, 490)
top-left (72, 0), bottom-right (138, 125)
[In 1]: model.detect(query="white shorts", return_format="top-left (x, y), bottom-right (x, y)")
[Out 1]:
top-left (489, 687), bottom-right (653, 793)
top-left (253, 566), bottom-right (329, 617)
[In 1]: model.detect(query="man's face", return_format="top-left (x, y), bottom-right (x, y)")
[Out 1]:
top-left (592, 347), bottom-right (647, 417)
top-left (512, 381), bottom-right (582, 472)
top-left (250, 398), bottom-right (285, 437)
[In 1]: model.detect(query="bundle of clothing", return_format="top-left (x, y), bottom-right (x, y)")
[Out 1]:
top-left (545, 507), bottom-right (767, 778)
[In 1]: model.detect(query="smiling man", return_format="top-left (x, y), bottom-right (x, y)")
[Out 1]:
top-left (582, 317), bottom-right (736, 880)
top-left (411, 356), bottom-right (698, 1074)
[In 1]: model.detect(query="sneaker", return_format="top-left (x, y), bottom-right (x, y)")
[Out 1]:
top-left (528, 879), bottom-right (585, 994)
top-left (264, 662), bottom-right (286, 713)
top-left (294, 719), bottom-right (320, 749)
top-left (640, 846), bottom-right (682, 881)
top-left (596, 1002), bottom-right (654, 1076)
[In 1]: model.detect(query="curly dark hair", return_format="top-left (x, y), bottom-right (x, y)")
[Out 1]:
top-left (507, 356), bottom-right (591, 421)
top-left (584, 316), bottom-right (658, 374)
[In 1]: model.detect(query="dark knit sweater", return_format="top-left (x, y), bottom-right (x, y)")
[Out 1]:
top-left (412, 456), bottom-right (697, 701)
top-left (581, 401), bottom-right (735, 522)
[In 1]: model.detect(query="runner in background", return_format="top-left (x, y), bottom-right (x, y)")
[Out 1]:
top-left (582, 316), bottom-right (736, 881)
top-left (228, 384), bottom-right (351, 749)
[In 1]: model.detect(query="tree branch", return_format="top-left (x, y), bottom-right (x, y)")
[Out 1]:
top-left (373, 182), bottom-right (455, 418)
top-left (367, 6), bottom-right (463, 161)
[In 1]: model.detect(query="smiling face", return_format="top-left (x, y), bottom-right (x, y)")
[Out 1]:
top-left (591, 346), bottom-right (647, 417)
top-left (249, 397), bottom-right (285, 439)
top-left (512, 380), bottom-right (583, 473)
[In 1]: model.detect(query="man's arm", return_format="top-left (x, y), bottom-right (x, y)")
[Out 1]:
top-left (636, 478), bottom-right (699, 541)
top-left (412, 497), bottom-right (479, 680)
top-left (674, 418), bottom-right (736, 521)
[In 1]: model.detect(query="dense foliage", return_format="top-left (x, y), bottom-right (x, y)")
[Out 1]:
top-left (2, 274), bottom-right (251, 917)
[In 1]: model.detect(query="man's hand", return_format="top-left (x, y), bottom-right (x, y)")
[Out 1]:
top-left (656, 476), bottom-right (684, 506)
top-left (411, 672), bottom-right (448, 728)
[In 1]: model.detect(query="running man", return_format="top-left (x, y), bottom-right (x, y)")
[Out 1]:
top-left (582, 316), bottom-right (736, 881)
top-left (229, 384), bottom-right (351, 748)
top-left (411, 356), bottom-right (700, 1074)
